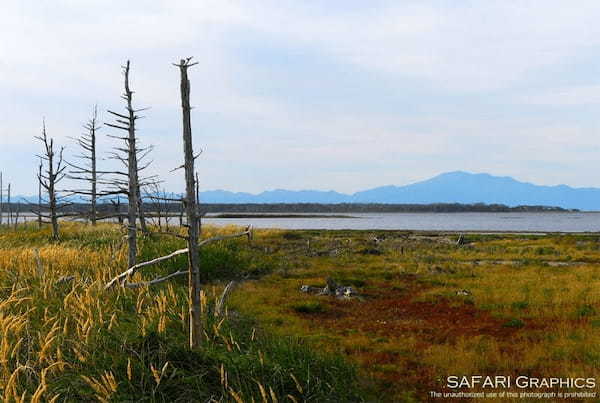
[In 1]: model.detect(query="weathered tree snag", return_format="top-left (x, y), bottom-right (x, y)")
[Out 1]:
top-left (105, 61), bottom-right (141, 267)
top-left (110, 196), bottom-right (124, 225)
top-left (124, 61), bottom-right (139, 268)
top-left (67, 105), bottom-right (101, 225)
top-left (145, 183), bottom-right (173, 230)
top-left (7, 183), bottom-right (11, 226)
top-left (35, 121), bottom-right (67, 240)
top-left (175, 57), bottom-right (204, 349)
top-left (105, 61), bottom-right (157, 260)
top-left (13, 204), bottom-right (20, 229)
top-left (37, 160), bottom-right (42, 228)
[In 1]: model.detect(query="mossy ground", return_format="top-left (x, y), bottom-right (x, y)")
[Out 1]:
top-left (231, 230), bottom-right (600, 401)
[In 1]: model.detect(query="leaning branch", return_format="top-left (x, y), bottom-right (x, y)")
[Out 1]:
top-left (104, 226), bottom-right (252, 289)
top-left (123, 269), bottom-right (188, 289)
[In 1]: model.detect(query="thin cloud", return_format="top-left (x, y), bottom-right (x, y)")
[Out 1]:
top-left (2, 1), bottom-right (600, 194)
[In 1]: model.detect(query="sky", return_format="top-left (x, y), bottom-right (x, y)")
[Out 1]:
top-left (2, 1), bottom-right (600, 195)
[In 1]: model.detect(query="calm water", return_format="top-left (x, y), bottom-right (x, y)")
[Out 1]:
top-left (203, 212), bottom-right (600, 232)
top-left (4, 212), bottom-right (600, 232)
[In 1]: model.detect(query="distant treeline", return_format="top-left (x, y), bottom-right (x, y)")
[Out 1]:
top-left (4, 202), bottom-right (577, 214)
top-left (195, 203), bottom-right (577, 213)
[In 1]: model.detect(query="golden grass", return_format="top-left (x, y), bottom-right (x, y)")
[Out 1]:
top-left (0, 222), bottom-right (286, 401)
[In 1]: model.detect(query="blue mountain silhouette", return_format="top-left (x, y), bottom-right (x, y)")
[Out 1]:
top-left (199, 171), bottom-right (600, 210)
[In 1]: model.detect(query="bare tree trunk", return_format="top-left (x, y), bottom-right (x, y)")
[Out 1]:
top-left (8, 183), bottom-right (12, 227)
top-left (176, 57), bottom-right (202, 349)
top-left (137, 184), bottom-right (149, 234)
top-left (67, 105), bottom-right (112, 225)
top-left (124, 61), bottom-right (139, 268)
top-left (49, 145), bottom-right (58, 239)
top-left (90, 107), bottom-right (98, 226)
top-left (38, 161), bottom-right (42, 229)
top-left (195, 171), bottom-right (201, 238)
top-left (179, 202), bottom-right (184, 227)
top-left (105, 61), bottom-right (155, 264)
top-left (13, 204), bottom-right (20, 230)
top-left (111, 197), bottom-right (124, 225)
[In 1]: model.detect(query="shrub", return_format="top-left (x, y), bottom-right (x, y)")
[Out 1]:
top-left (291, 301), bottom-right (327, 314)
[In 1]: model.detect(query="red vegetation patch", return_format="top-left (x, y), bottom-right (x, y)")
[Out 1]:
top-left (292, 279), bottom-right (524, 398)
top-left (311, 284), bottom-right (519, 343)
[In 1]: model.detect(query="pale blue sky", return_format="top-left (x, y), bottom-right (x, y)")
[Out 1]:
top-left (2, 1), bottom-right (600, 194)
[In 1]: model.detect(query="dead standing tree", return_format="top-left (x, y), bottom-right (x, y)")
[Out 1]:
top-left (66, 105), bottom-right (102, 225)
top-left (34, 121), bottom-right (68, 240)
top-left (0, 173), bottom-right (12, 227)
top-left (105, 57), bottom-right (252, 350)
top-left (104, 61), bottom-right (154, 267)
top-left (177, 58), bottom-right (203, 348)
top-left (37, 159), bottom-right (42, 228)
top-left (145, 183), bottom-right (173, 230)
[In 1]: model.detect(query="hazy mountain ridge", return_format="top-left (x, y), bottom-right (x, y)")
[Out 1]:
top-left (203, 171), bottom-right (600, 210)
top-left (12, 171), bottom-right (600, 210)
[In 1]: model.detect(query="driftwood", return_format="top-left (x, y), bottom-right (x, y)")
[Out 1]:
top-left (300, 277), bottom-right (358, 299)
top-left (104, 226), bottom-right (252, 290)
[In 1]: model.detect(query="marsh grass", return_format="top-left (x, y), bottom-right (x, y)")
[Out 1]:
top-left (0, 223), bottom-right (362, 402)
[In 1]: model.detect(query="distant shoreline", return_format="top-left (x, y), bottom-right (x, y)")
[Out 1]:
top-left (208, 213), bottom-right (357, 219)
top-left (0, 201), bottom-right (583, 215)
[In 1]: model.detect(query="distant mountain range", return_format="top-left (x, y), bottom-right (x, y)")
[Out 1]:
top-left (12, 171), bottom-right (600, 211)
top-left (198, 171), bottom-right (600, 211)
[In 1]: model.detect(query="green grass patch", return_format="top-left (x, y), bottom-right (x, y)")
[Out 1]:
top-left (291, 300), bottom-right (327, 314)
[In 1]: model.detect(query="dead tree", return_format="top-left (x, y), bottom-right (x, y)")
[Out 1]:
top-left (34, 121), bottom-right (68, 240)
top-left (104, 61), bottom-right (155, 267)
top-left (37, 160), bottom-right (42, 228)
top-left (7, 183), bottom-right (11, 226)
top-left (66, 105), bottom-right (102, 225)
top-left (145, 183), bottom-right (173, 230)
top-left (13, 204), bottom-right (20, 230)
top-left (110, 196), bottom-right (124, 225)
top-left (177, 57), bottom-right (203, 349)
